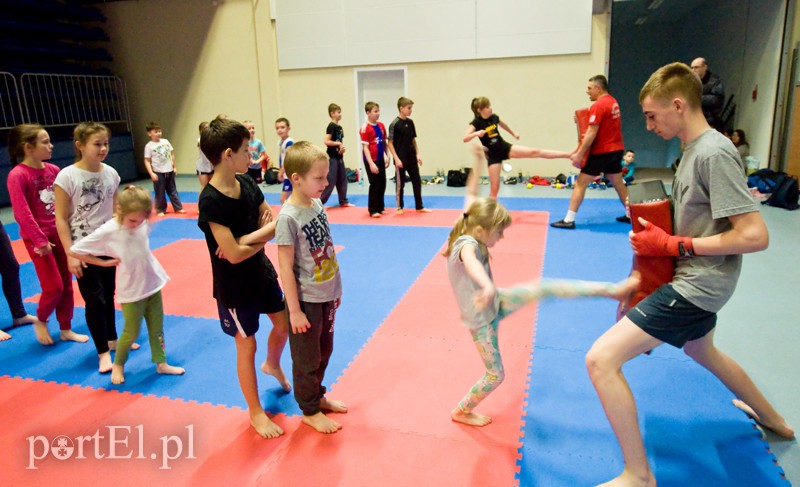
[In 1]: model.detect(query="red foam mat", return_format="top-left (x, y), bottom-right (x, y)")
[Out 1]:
top-left (0, 375), bottom-right (299, 486)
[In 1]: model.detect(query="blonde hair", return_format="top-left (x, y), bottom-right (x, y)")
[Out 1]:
top-left (73, 121), bottom-right (110, 162)
top-left (443, 197), bottom-right (511, 258)
top-left (639, 62), bottom-right (701, 109)
top-left (116, 185), bottom-right (152, 223)
top-left (471, 97), bottom-right (491, 118)
top-left (284, 141), bottom-right (327, 180)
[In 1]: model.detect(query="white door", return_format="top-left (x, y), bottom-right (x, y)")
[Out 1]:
top-left (355, 68), bottom-right (406, 179)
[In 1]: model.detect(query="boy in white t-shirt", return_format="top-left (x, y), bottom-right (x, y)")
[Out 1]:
top-left (70, 186), bottom-right (184, 385)
top-left (144, 121), bottom-right (186, 216)
top-left (276, 117), bottom-right (294, 204)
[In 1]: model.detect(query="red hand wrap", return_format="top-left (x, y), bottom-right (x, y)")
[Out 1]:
top-left (632, 221), bottom-right (694, 257)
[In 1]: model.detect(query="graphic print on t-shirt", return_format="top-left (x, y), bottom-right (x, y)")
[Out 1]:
top-left (301, 210), bottom-right (339, 283)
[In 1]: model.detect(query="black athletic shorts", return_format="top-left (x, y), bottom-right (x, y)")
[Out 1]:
top-left (486, 140), bottom-right (513, 165)
top-left (582, 150), bottom-right (624, 176)
top-left (626, 284), bottom-right (717, 348)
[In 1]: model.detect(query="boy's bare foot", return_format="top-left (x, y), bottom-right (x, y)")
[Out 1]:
top-left (302, 412), bottom-right (342, 434)
top-left (108, 340), bottom-right (140, 351)
top-left (12, 314), bottom-right (37, 327)
top-left (371, 213), bottom-right (381, 218)
top-left (341, 203), bottom-right (355, 207)
top-left (60, 329), bottom-right (89, 343)
top-left (0, 330), bottom-right (11, 341)
top-left (250, 410), bottom-right (284, 439)
top-left (175, 209), bottom-right (187, 214)
top-left (451, 407), bottom-right (492, 426)
top-left (396, 208), bottom-right (404, 214)
top-left (733, 399), bottom-right (795, 439)
top-left (596, 468), bottom-right (656, 487)
top-left (261, 360), bottom-right (291, 392)
top-left (98, 352), bottom-right (113, 373)
top-left (417, 208), bottom-right (432, 213)
top-left (380, 210), bottom-right (388, 214)
top-left (156, 362), bottom-right (186, 376)
top-left (33, 321), bottom-right (54, 346)
top-left (320, 396), bottom-right (348, 413)
top-left (110, 364), bottom-right (125, 384)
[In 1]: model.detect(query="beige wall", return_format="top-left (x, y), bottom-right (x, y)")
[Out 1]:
top-left (101, 0), bottom-right (608, 176)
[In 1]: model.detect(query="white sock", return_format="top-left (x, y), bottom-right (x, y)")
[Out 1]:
top-left (563, 210), bottom-right (577, 223)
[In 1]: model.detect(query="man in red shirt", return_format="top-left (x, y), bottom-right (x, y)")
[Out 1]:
top-left (551, 75), bottom-right (629, 229)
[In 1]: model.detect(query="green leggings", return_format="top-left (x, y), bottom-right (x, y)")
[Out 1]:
top-left (458, 279), bottom-right (624, 412)
top-left (115, 291), bottom-right (166, 365)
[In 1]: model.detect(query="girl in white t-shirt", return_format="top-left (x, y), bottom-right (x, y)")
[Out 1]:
top-left (55, 122), bottom-right (123, 373)
top-left (70, 186), bottom-right (184, 384)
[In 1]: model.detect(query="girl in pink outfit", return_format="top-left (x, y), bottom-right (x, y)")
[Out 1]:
top-left (6, 124), bottom-right (89, 346)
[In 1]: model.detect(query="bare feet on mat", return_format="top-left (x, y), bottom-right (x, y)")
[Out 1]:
top-left (733, 399), bottom-right (795, 439)
top-left (33, 320), bottom-right (54, 345)
top-left (111, 364), bottom-right (125, 384)
top-left (450, 407), bottom-right (492, 426)
top-left (396, 208), bottom-right (404, 214)
top-left (0, 330), bottom-right (11, 341)
top-left (371, 213), bottom-right (381, 218)
top-left (175, 209), bottom-right (187, 214)
top-left (417, 208), bottom-right (432, 213)
top-left (60, 329), bottom-right (89, 343)
top-left (250, 410), bottom-right (284, 439)
top-left (12, 314), bottom-right (36, 327)
top-left (98, 352), bottom-right (113, 374)
top-left (261, 360), bottom-right (291, 392)
top-left (341, 203), bottom-right (355, 207)
top-left (156, 362), bottom-right (186, 376)
top-left (596, 468), bottom-right (656, 487)
top-left (320, 396), bottom-right (348, 413)
top-left (302, 412), bottom-right (341, 434)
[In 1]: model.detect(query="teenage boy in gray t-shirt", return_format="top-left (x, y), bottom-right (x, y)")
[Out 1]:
top-left (276, 141), bottom-right (346, 435)
top-left (585, 62), bottom-right (794, 487)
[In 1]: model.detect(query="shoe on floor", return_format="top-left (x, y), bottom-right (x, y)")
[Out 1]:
top-left (550, 220), bottom-right (575, 229)
top-left (616, 215), bottom-right (631, 223)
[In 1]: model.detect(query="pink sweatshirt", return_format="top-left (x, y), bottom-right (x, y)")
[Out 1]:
top-left (7, 163), bottom-right (60, 249)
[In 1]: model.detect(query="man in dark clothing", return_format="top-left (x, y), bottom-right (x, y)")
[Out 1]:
top-left (691, 57), bottom-right (725, 130)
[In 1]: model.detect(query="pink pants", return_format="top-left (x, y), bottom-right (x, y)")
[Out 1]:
top-left (23, 236), bottom-right (74, 330)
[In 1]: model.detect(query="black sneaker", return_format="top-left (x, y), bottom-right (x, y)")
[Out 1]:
top-left (616, 215), bottom-right (631, 224)
top-left (550, 220), bottom-right (575, 229)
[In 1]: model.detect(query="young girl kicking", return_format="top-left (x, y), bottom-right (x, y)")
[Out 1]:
top-left (446, 147), bottom-right (639, 426)
top-left (464, 96), bottom-right (573, 199)
top-left (69, 185), bottom-right (184, 384)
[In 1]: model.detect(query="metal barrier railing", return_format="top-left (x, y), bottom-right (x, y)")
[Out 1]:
top-left (0, 72), bottom-right (24, 130)
top-left (18, 73), bottom-right (131, 131)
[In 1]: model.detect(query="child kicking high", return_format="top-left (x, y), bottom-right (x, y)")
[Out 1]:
top-left (276, 141), bottom-right (347, 434)
top-left (70, 186), bottom-right (184, 384)
top-left (198, 116), bottom-right (291, 439)
top-left (446, 146), bottom-right (639, 426)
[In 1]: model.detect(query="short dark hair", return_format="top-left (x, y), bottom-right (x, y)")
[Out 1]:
top-left (200, 116), bottom-right (250, 166)
top-left (624, 149), bottom-right (635, 156)
top-left (145, 121), bottom-right (161, 132)
top-left (589, 75), bottom-right (608, 91)
top-left (365, 101), bottom-right (379, 113)
top-left (328, 103), bottom-right (341, 116)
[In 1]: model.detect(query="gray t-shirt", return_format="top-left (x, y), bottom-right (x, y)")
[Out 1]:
top-left (671, 129), bottom-right (759, 312)
top-left (275, 199), bottom-right (342, 303)
top-left (447, 235), bottom-right (500, 330)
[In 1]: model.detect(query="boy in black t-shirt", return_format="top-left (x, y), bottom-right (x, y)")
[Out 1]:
top-left (197, 116), bottom-right (291, 440)
top-left (388, 97), bottom-right (430, 213)
top-left (321, 103), bottom-right (353, 207)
